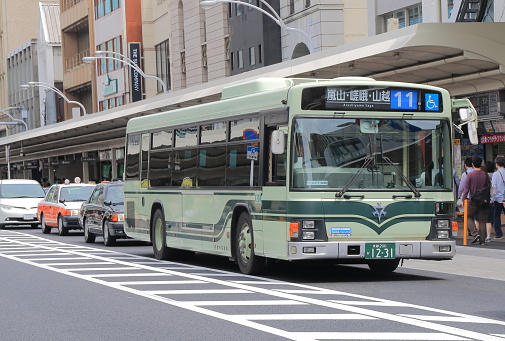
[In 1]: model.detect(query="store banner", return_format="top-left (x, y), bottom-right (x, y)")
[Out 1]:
top-left (480, 134), bottom-right (505, 144)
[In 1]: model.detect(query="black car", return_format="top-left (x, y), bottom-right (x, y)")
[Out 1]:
top-left (80, 182), bottom-right (126, 246)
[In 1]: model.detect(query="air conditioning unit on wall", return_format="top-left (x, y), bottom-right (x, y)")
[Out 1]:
top-left (388, 18), bottom-right (399, 31)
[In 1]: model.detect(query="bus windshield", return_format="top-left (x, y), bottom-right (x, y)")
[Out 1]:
top-left (291, 117), bottom-right (451, 192)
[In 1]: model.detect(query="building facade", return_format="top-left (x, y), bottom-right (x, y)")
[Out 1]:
top-left (0, 0), bottom-right (42, 136)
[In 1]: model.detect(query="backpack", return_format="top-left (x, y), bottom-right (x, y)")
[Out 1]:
top-left (470, 175), bottom-right (492, 207)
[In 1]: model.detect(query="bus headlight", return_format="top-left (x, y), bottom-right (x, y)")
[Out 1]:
top-left (437, 230), bottom-right (450, 239)
top-left (303, 220), bottom-right (315, 229)
top-left (302, 231), bottom-right (315, 240)
top-left (437, 220), bottom-right (450, 229)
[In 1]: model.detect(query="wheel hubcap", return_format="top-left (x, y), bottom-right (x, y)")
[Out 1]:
top-left (238, 222), bottom-right (251, 264)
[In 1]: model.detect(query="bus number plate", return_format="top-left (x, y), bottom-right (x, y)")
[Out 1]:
top-left (365, 243), bottom-right (395, 259)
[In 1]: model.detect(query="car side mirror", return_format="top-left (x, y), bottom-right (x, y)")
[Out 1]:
top-left (104, 200), bottom-right (112, 206)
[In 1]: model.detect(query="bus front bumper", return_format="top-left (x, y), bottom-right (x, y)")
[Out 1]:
top-left (286, 240), bottom-right (456, 261)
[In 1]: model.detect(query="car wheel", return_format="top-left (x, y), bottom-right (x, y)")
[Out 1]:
top-left (83, 219), bottom-right (96, 243)
top-left (57, 215), bottom-right (68, 236)
top-left (41, 215), bottom-right (51, 234)
top-left (103, 221), bottom-right (116, 246)
top-left (235, 212), bottom-right (265, 275)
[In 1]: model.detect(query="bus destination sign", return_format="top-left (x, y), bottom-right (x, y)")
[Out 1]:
top-left (324, 86), bottom-right (442, 112)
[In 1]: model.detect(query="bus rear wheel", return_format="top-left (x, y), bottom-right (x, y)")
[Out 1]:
top-left (367, 259), bottom-right (400, 273)
top-left (152, 209), bottom-right (170, 260)
top-left (235, 212), bottom-right (265, 275)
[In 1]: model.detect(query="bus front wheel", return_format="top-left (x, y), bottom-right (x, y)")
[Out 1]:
top-left (367, 259), bottom-right (400, 273)
top-left (235, 212), bottom-right (265, 275)
top-left (152, 209), bottom-right (170, 260)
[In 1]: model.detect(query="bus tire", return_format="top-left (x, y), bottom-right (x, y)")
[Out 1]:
top-left (367, 259), bottom-right (400, 273)
top-left (152, 209), bottom-right (170, 260)
top-left (235, 212), bottom-right (265, 275)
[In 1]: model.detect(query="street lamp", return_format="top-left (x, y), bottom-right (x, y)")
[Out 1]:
top-left (21, 82), bottom-right (87, 116)
top-left (0, 106), bottom-right (28, 131)
top-left (200, 0), bottom-right (313, 54)
top-left (83, 55), bottom-right (168, 94)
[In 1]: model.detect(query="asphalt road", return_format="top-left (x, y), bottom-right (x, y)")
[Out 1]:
top-left (1, 226), bottom-right (504, 341)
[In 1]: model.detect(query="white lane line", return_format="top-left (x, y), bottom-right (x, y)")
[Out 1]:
top-left (143, 289), bottom-right (252, 295)
top-left (90, 273), bottom-right (173, 278)
top-left (190, 300), bottom-right (308, 306)
top-left (115, 280), bottom-right (206, 285)
top-left (234, 314), bottom-right (377, 320)
top-left (0, 230), bottom-right (502, 341)
top-left (329, 300), bottom-right (410, 307)
top-left (41, 262), bottom-right (115, 266)
top-left (61, 267), bottom-right (141, 271)
top-left (24, 257), bottom-right (90, 261)
top-left (291, 332), bottom-right (468, 340)
top-left (400, 315), bottom-right (503, 323)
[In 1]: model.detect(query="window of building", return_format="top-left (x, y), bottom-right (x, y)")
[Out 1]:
top-left (290, 0), bottom-right (295, 15)
top-left (447, 0), bottom-right (454, 18)
top-left (96, 36), bottom-right (122, 75)
top-left (305, 0), bottom-right (310, 8)
top-left (155, 39), bottom-right (171, 93)
top-left (99, 95), bottom-right (126, 111)
top-left (258, 44), bottom-right (262, 64)
top-left (237, 50), bottom-right (244, 69)
top-left (383, 5), bottom-right (422, 31)
top-left (95, 0), bottom-right (121, 19)
top-left (249, 46), bottom-right (256, 66)
top-left (230, 52), bottom-right (235, 70)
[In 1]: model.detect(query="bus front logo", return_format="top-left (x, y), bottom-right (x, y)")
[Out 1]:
top-left (371, 203), bottom-right (387, 223)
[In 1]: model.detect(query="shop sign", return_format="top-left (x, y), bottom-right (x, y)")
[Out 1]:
top-left (453, 139), bottom-right (460, 145)
top-left (51, 161), bottom-right (59, 166)
top-left (469, 92), bottom-right (499, 116)
top-left (129, 42), bottom-right (142, 102)
top-left (61, 160), bottom-right (74, 165)
top-left (480, 134), bottom-right (505, 144)
top-left (24, 165), bottom-right (39, 170)
top-left (82, 157), bottom-right (98, 162)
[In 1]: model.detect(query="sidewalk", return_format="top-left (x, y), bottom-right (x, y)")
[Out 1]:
top-left (453, 216), bottom-right (505, 250)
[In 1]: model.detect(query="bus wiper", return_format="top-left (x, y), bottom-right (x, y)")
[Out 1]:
top-left (382, 156), bottom-right (421, 198)
top-left (336, 156), bottom-right (373, 198)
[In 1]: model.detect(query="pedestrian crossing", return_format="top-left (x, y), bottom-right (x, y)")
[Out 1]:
top-left (1, 230), bottom-right (504, 341)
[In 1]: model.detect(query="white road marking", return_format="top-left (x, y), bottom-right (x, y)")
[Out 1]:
top-left (0, 230), bottom-right (504, 341)
top-left (191, 300), bottom-right (308, 306)
top-left (234, 313), bottom-right (377, 320)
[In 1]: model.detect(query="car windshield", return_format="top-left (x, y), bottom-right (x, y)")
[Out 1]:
top-left (59, 186), bottom-right (95, 202)
top-left (291, 117), bottom-right (452, 192)
top-left (105, 185), bottom-right (124, 204)
top-left (0, 184), bottom-right (46, 198)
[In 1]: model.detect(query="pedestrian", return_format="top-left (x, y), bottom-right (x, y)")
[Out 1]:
top-left (74, 177), bottom-right (81, 184)
top-left (461, 156), bottom-right (491, 245)
top-left (491, 156), bottom-right (505, 240)
top-left (484, 161), bottom-right (495, 243)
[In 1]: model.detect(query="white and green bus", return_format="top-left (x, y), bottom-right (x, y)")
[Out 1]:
top-left (124, 77), bottom-right (478, 274)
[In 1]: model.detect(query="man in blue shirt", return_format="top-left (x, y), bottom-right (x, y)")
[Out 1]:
top-left (491, 156), bottom-right (505, 240)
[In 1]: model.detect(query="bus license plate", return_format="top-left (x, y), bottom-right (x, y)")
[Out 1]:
top-left (365, 243), bottom-right (395, 259)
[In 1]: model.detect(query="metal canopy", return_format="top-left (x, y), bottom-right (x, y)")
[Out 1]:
top-left (1, 22), bottom-right (504, 165)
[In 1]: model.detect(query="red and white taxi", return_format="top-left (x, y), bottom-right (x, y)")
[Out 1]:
top-left (37, 183), bottom-right (95, 235)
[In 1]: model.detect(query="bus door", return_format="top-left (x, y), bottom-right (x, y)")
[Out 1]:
top-left (138, 133), bottom-right (150, 232)
top-left (261, 110), bottom-right (288, 259)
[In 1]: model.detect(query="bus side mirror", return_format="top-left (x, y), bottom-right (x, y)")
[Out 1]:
top-left (459, 108), bottom-right (473, 122)
top-left (271, 130), bottom-right (285, 154)
top-left (467, 121), bottom-right (479, 145)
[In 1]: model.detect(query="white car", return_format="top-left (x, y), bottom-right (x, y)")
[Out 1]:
top-left (0, 179), bottom-right (46, 228)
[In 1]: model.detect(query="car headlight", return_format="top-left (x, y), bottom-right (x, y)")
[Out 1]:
top-left (0, 203), bottom-right (13, 210)
top-left (70, 210), bottom-right (80, 216)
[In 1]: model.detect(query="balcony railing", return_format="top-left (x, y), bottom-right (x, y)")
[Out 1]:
top-left (62, 0), bottom-right (86, 12)
top-left (66, 49), bottom-right (90, 71)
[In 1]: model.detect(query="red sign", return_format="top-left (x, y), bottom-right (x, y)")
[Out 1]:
top-left (480, 134), bottom-right (505, 144)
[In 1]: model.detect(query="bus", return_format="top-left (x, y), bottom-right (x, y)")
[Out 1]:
top-left (124, 77), bottom-right (478, 274)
